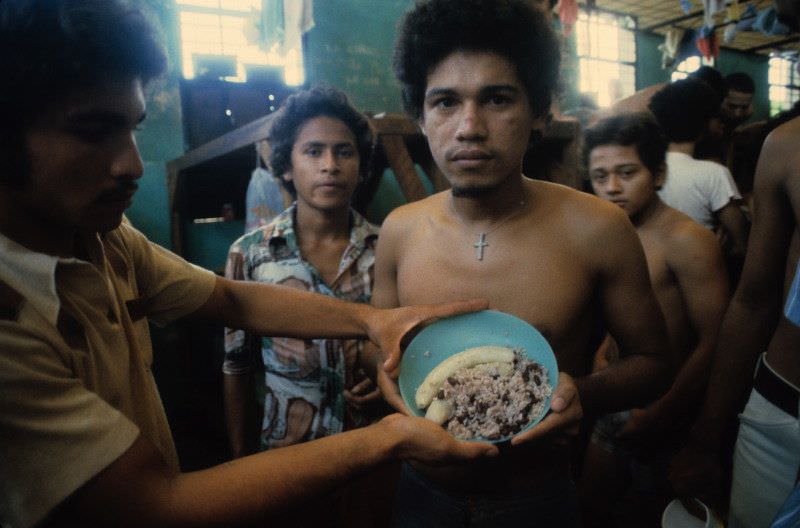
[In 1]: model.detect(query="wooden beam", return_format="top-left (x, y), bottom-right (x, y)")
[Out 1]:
top-left (367, 114), bottom-right (421, 136)
top-left (643, 11), bottom-right (703, 32)
top-left (381, 135), bottom-right (428, 203)
top-left (167, 113), bottom-right (275, 173)
top-left (745, 36), bottom-right (800, 53)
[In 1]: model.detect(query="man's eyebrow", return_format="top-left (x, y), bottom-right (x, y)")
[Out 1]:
top-left (425, 84), bottom-right (520, 99)
top-left (479, 84), bottom-right (520, 94)
top-left (424, 87), bottom-right (457, 99)
top-left (299, 140), bottom-right (355, 148)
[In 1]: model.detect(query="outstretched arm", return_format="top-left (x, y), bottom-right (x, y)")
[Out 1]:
top-left (59, 415), bottom-right (497, 526)
top-left (192, 276), bottom-right (486, 374)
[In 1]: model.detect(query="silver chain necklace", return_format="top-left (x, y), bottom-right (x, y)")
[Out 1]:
top-left (449, 193), bottom-right (527, 261)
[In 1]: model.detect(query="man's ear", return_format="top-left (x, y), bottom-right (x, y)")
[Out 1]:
top-left (282, 170), bottom-right (293, 183)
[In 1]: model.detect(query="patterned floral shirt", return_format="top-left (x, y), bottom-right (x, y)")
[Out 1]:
top-left (223, 204), bottom-right (379, 449)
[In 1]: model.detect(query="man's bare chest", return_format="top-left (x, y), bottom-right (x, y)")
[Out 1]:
top-left (395, 233), bottom-right (595, 347)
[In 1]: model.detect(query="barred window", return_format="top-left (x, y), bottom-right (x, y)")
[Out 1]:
top-left (575, 9), bottom-right (637, 108)
top-left (768, 54), bottom-right (800, 116)
top-left (176, 0), bottom-right (304, 85)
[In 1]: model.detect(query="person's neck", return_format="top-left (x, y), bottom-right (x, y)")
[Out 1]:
top-left (668, 142), bottom-right (695, 156)
top-left (0, 191), bottom-right (78, 258)
top-left (450, 173), bottom-right (527, 225)
top-left (294, 201), bottom-right (351, 244)
top-left (630, 195), bottom-right (667, 229)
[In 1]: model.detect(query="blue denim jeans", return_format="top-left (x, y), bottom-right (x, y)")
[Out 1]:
top-left (729, 361), bottom-right (800, 528)
top-left (392, 463), bottom-right (581, 527)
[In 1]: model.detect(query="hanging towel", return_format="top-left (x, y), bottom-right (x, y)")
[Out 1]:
top-left (754, 6), bottom-right (792, 36)
top-left (737, 4), bottom-right (759, 31)
top-left (724, 24), bottom-right (738, 43)
top-left (659, 28), bottom-right (685, 69)
top-left (680, 0), bottom-right (694, 15)
top-left (559, 0), bottom-right (579, 37)
top-left (261, 0), bottom-right (285, 51)
top-left (726, 0), bottom-right (741, 22)
top-left (703, 0), bottom-right (727, 29)
top-left (282, 0), bottom-right (314, 55)
top-left (696, 29), bottom-right (720, 59)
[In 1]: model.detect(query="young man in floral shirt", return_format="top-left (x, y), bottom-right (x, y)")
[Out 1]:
top-left (224, 86), bottom-right (383, 455)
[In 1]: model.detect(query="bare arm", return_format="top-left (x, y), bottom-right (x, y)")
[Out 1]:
top-left (715, 201), bottom-right (750, 259)
top-left (670, 124), bottom-right (798, 505)
top-left (222, 372), bottom-right (259, 459)
top-left (61, 415), bottom-right (497, 526)
top-left (193, 276), bottom-right (485, 372)
top-left (620, 224), bottom-right (729, 439)
top-left (576, 208), bottom-right (673, 415)
top-left (692, 129), bottom-right (796, 445)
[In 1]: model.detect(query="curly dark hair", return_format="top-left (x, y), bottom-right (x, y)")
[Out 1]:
top-left (393, 0), bottom-right (560, 120)
top-left (648, 78), bottom-right (718, 143)
top-left (0, 0), bottom-right (167, 187)
top-left (689, 66), bottom-right (725, 103)
top-left (584, 113), bottom-right (668, 179)
top-left (267, 86), bottom-right (372, 196)
top-left (725, 72), bottom-right (756, 95)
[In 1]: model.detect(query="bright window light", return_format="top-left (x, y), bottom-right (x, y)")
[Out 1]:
top-left (176, 0), bottom-right (304, 85)
top-left (575, 9), bottom-right (636, 108)
top-left (768, 54), bottom-right (800, 116)
top-left (671, 56), bottom-right (701, 81)
top-left (670, 56), bottom-right (715, 82)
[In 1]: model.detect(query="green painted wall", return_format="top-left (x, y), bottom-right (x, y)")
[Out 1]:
top-left (306, 0), bottom-right (429, 222)
top-left (128, 1), bottom-right (185, 250)
top-left (305, 0), bottom-right (413, 114)
top-left (636, 32), bottom-right (672, 89)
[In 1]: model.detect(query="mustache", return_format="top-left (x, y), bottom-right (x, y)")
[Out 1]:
top-left (96, 182), bottom-right (139, 202)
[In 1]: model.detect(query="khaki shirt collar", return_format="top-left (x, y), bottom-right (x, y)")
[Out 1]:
top-left (0, 229), bottom-right (102, 326)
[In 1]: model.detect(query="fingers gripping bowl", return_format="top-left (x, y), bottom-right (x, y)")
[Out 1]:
top-left (399, 310), bottom-right (559, 444)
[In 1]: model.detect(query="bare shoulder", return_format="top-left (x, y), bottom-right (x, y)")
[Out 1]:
top-left (380, 191), bottom-right (448, 236)
top-left (761, 117), bottom-right (800, 186)
top-left (661, 208), bottom-right (722, 267)
top-left (530, 180), bottom-right (633, 239)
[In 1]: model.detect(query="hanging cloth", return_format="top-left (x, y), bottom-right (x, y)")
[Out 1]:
top-left (726, 0), bottom-right (741, 23)
top-left (696, 28), bottom-right (720, 59)
top-left (260, 0), bottom-right (285, 51)
top-left (737, 3), bottom-right (759, 31)
top-left (282, 0), bottom-right (314, 54)
top-left (703, 0), bottom-right (727, 28)
top-left (659, 28), bottom-right (685, 69)
top-left (753, 6), bottom-right (792, 36)
top-left (680, 0), bottom-right (694, 15)
top-left (558, 0), bottom-right (579, 37)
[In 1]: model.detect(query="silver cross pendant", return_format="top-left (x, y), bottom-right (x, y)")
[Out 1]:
top-left (474, 233), bottom-right (488, 261)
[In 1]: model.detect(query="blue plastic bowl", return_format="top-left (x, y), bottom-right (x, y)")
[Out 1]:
top-left (399, 309), bottom-right (559, 443)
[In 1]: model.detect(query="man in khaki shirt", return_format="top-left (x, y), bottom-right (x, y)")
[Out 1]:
top-left (0, 1), bottom-right (561, 526)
